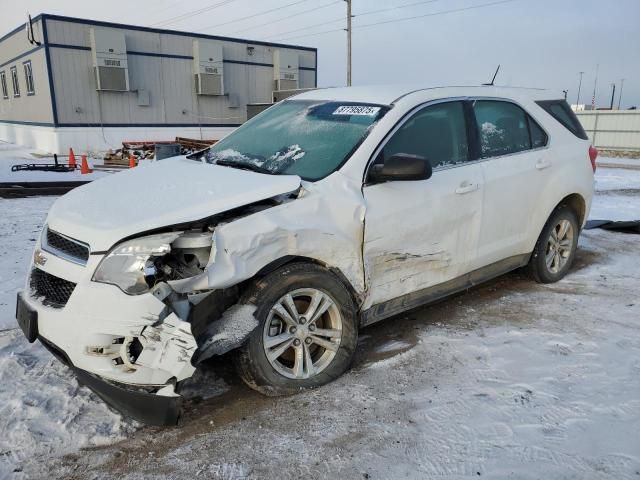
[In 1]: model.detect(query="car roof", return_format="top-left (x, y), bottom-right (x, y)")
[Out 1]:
top-left (292, 84), bottom-right (562, 106)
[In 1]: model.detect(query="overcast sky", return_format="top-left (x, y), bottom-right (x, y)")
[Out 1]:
top-left (3, 0), bottom-right (639, 108)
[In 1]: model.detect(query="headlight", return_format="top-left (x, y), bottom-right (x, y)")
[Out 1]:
top-left (93, 233), bottom-right (181, 295)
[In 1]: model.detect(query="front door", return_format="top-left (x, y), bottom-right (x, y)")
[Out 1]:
top-left (362, 100), bottom-right (484, 311)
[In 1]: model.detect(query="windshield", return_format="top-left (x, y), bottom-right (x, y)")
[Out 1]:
top-left (201, 100), bottom-right (388, 181)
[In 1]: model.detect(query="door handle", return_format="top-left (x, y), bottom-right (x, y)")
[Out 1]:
top-left (455, 182), bottom-right (479, 194)
top-left (535, 159), bottom-right (551, 170)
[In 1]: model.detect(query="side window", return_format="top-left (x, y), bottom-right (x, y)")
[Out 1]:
top-left (23, 61), bottom-right (35, 95)
top-left (382, 101), bottom-right (469, 169)
top-left (536, 100), bottom-right (588, 140)
top-left (0, 72), bottom-right (7, 99)
top-left (529, 116), bottom-right (548, 149)
top-left (473, 100), bottom-right (532, 158)
top-left (10, 66), bottom-right (20, 97)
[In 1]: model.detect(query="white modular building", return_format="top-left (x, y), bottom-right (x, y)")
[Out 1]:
top-left (0, 14), bottom-right (317, 154)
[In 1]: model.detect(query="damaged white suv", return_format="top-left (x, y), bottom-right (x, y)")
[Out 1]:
top-left (16, 85), bottom-right (595, 425)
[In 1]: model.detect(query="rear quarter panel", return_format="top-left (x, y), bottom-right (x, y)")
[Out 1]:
top-left (522, 99), bottom-right (594, 252)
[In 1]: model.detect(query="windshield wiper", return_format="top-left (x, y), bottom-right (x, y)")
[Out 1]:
top-left (215, 159), bottom-right (274, 175)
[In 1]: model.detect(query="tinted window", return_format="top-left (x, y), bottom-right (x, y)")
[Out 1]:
top-left (0, 72), bottom-right (7, 99)
top-left (529, 116), bottom-right (548, 148)
top-left (383, 101), bottom-right (469, 168)
top-left (473, 100), bottom-right (531, 158)
top-left (536, 100), bottom-right (588, 140)
top-left (23, 61), bottom-right (35, 95)
top-left (10, 67), bottom-right (20, 97)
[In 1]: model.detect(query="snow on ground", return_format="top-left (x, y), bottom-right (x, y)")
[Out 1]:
top-left (591, 163), bottom-right (640, 221)
top-left (0, 141), bottom-right (111, 183)
top-left (0, 196), bottom-right (55, 330)
top-left (0, 164), bottom-right (638, 478)
top-left (598, 155), bottom-right (640, 170)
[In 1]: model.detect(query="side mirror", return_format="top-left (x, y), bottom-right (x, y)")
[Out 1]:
top-left (369, 153), bottom-right (432, 183)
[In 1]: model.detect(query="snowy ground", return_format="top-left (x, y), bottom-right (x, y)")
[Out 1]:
top-left (0, 160), bottom-right (638, 479)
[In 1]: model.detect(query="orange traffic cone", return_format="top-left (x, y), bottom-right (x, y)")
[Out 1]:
top-left (128, 155), bottom-right (136, 168)
top-left (68, 148), bottom-right (77, 169)
top-left (80, 155), bottom-right (93, 175)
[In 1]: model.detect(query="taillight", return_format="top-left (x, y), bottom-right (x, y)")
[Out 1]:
top-left (588, 145), bottom-right (598, 173)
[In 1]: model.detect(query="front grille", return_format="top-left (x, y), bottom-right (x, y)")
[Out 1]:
top-left (43, 227), bottom-right (90, 265)
top-left (30, 268), bottom-right (77, 308)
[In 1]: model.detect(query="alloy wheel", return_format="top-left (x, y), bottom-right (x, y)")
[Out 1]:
top-left (545, 219), bottom-right (574, 274)
top-left (262, 288), bottom-right (343, 380)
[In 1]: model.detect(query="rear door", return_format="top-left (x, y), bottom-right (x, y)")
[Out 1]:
top-left (362, 100), bottom-right (484, 310)
top-left (470, 99), bottom-right (551, 269)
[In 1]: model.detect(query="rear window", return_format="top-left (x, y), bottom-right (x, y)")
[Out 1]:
top-left (536, 100), bottom-right (588, 140)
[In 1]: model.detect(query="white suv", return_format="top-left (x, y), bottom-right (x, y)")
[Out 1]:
top-left (16, 85), bottom-right (596, 425)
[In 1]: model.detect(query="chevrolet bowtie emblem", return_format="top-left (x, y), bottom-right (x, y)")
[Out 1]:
top-left (34, 249), bottom-right (48, 267)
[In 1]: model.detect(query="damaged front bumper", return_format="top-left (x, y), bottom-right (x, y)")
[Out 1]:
top-left (17, 254), bottom-right (201, 426)
top-left (39, 334), bottom-right (182, 426)
top-left (18, 266), bottom-right (253, 425)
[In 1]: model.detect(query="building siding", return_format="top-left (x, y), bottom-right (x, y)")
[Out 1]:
top-left (43, 17), bottom-right (317, 127)
top-left (0, 18), bottom-right (54, 124)
top-left (0, 14), bottom-right (317, 152)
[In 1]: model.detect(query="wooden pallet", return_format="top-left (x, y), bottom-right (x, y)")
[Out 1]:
top-left (103, 137), bottom-right (217, 166)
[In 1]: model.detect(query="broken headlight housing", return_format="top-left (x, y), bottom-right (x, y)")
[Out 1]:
top-left (93, 231), bottom-right (214, 295)
top-left (92, 233), bottom-right (181, 295)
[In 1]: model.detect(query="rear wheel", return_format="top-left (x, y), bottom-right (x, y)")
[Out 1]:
top-left (528, 206), bottom-right (579, 283)
top-left (235, 263), bottom-right (358, 396)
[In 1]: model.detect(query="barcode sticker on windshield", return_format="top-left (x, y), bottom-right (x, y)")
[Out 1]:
top-left (333, 105), bottom-right (381, 116)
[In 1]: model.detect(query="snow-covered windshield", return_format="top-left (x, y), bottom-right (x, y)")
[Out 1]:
top-left (202, 100), bottom-right (388, 181)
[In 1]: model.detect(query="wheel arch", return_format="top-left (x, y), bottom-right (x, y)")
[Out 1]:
top-left (252, 255), bottom-right (364, 310)
top-left (526, 192), bottom-right (587, 255)
top-left (558, 193), bottom-right (587, 227)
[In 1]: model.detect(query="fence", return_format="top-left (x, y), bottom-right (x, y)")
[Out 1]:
top-left (576, 110), bottom-right (640, 151)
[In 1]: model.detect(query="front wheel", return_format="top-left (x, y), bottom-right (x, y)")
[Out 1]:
top-left (235, 263), bottom-right (358, 396)
top-left (528, 206), bottom-right (580, 283)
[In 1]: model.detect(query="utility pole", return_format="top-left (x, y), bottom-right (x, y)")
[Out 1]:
top-left (576, 71), bottom-right (584, 108)
top-left (345, 0), bottom-right (352, 86)
top-left (617, 78), bottom-right (625, 110)
top-left (591, 64), bottom-right (599, 110)
top-left (610, 83), bottom-right (616, 110)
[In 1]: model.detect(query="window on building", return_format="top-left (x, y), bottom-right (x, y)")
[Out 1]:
top-left (473, 100), bottom-right (532, 158)
top-left (0, 71), bottom-right (7, 99)
top-left (23, 61), bottom-right (35, 95)
top-left (382, 101), bottom-right (470, 169)
top-left (10, 66), bottom-right (20, 97)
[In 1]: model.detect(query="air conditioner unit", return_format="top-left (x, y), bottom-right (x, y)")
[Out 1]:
top-left (90, 28), bottom-right (129, 91)
top-left (193, 40), bottom-right (224, 96)
top-left (273, 49), bottom-right (299, 92)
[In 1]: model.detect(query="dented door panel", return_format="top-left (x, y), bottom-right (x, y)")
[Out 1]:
top-left (362, 164), bottom-right (484, 309)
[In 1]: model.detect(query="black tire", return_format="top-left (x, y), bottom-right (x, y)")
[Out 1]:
top-left (235, 262), bottom-right (358, 396)
top-left (528, 205), bottom-right (580, 283)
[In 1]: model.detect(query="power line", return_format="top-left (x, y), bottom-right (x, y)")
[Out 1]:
top-left (355, 0), bottom-right (443, 20)
top-left (198, 0), bottom-right (314, 32)
top-left (276, 0), bottom-right (518, 42)
top-left (265, 0), bottom-right (442, 40)
top-left (264, 16), bottom-right (344, 40)
top-left (227, 0), bottom-right (342, 36)
top-left (151, 0), bottom-right (237, 28)
top-left (357, 0), bottom-right (517, 29)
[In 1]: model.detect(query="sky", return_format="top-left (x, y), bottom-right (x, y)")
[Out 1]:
top-left (2, 0), bottom-right (639, 108)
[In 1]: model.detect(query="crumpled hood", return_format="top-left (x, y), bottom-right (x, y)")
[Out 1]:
top-left (46, 157), bottom-right (301, 252)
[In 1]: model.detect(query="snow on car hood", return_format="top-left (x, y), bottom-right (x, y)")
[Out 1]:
top-left (46, 157), bottom-right (301, 252)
